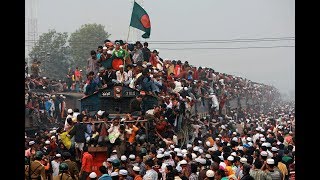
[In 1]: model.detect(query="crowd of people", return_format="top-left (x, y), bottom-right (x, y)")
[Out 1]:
top-left (25, 40), bottom-right (294, 180)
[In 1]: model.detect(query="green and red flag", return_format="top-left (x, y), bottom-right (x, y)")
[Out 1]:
top-left (129, 1), bottom-right (151, 38)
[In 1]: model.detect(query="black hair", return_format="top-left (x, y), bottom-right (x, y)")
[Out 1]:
top-left (145, 159), bottom-right (154, 168)
top-left (253, 159), bottom-right (263, 169)
top-left (143, 42), bottom-right (148, 46)
top-left (191, 163), bottom-right (197, 173)
top-left (91, 50), bottom-right (96, 55)
top-left (98, 45), bottom-right (103, 49)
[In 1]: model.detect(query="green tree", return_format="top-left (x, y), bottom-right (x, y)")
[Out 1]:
top-left (69, 23), bottom-right (111, 71)
top-left (29, 30), bottom-right (71, 80)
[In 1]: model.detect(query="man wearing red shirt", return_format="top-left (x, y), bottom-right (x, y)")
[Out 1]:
top-left (79, 146), bottom-right (93, 180)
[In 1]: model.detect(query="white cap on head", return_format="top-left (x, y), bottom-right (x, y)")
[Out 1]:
top-left (227, 156), bottom-right (234, 161)
top-left (180, 160), bottom-right (187, 165)
top-left (170, 144), bottom-right (175, 149)
top-left (198, 140), bottom-right (202, 144)
top-left (265, 142), bottom-right (271, 148)
top-left (119, 169), bottom-right (128, 176)
top-left (121, 155), bottom-right (127, 161)
top-left (260, 138), bottom-right (266, 142)
top-left (240, 158), bottom-right (247, 163)
top-left (206, 141), bottom-right (211, 147)
top-left (267, 159), bottom-right (275, 165)
top-left (177, 153), bottom-right (183, 157)
top-left (129, 154), bottom-right (135, 160)
top-left (29, 141), bottom-right (35, 146)
top-left (55, 154), bottom-right (61, 158)
top-left (268, 129), bottom-right (272, 132)
top-left (215, 137), bottom-right (220, 141)
top-left (45, 140), bottom-right (50, 145)
top-left (89, 172), bottom-right (97, 178)
top-left (181, 149), bottom-right (188, 154)
top-left (238, 146), bottom-right (243, 151)
top-left (218, 156), bottom-right (224, 161)
top-left (112, 149), bottom-right (117, 153)
top-left (260, 129), bottom-right (265, 132)
top-left (206, 154), bottom-right (211, 159)
top-left (262, 143), bottom-right (268, 147)
top-left (51, 136), bottom-right (56, 139)
top-left (174, 148), bottom-right (180, 152)
top-left (231, 152), bottom-right (237, 157)
top-left (221, 125), bottom-right (226, 129)
top-left (199, 158), bottom-right (207, 165)
top-left (206, 170), bottom-right (215, 177)
top-left (233, 132), bottom-right (237, 135)
top-left (67, 109), bottom-right (73, 114)
top-left (277, 141), bottom-right (281, 145)
top-left (193, 146), bottom-right (199, 152)
top-left (119, 65), bottom-right (124, 68)
top-left (133, 166), bottom-right (140, 172)
top-left (157, 154), bottom-right (164, 159)
top-left (232, 137), bottom-right (238, 142)
top-left (248, 142), bottom-right (253, 147)
top-left (103, 46), bottom-right (108, 50)
top-left (260, 151), bottom-right (268, 157)
top-left (271, 147), bottom-right (279, 152)
top-left (198, 149), bottom-right (203, 154)
top-left (246, 137), bottom-right (252, 142)
top-left (164, 151), bottom-right (171, 157)
top-left (227, 143), bottom-right (231, 147)
top-left (111, 172), bottom-right (119, 177)
top-left (259, 134), bottom-right (264, 138)
top-left (187, 144), bottom-right (192, 148)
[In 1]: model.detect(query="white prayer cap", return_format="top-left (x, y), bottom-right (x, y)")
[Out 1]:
top-left (119, 65), bottom-right (124, 68)
top-left (174, 148), bottom-right (180, 152)
top-left (158, 148), bottom-right (164, 152)
top-left (206, 170), bottom-right (215, 177)
top-left (271, 147), bottom-right (279, 152)
top-left (177, 153), bottom-right (183, 157)
top-left (181, 149), bottom-right (188, 154)
top-left (67, 109), bottom-right (73, 114)
top-left (227, 156), bottom-right (234, 161)
top-left (246, 137), bottom-right (252, 142)
top-left (55, 154), bottom-right (61, 158)
top-left (260, 138), bottom-right (266, 142)
top-left (206, 154), bottom-right (212, 159)
top-left (110, 172), bottom-right (119, 177)
top-left (259, 134), bottom-right (264, 138)
top-left (129, 154), bottom-right (135, 160)
top-left (198, 149), bottom-right (203, 154)
top-left (157, 154), bottom-right (164, 159)
top-left (170, 145), bottom-right (175, 149)
top-left (240, 158), bottom-right (247, 163)
top-left (248, 142), bottom-right (253, 147)
top-left (260, 151), bottom-right (268, 157)
top-left (45, 140), bottom-right (50, 145)
top-left (233, 132), bottom-right (237, 135)
top-left (180, 160), bottom-right (187, 165)
top-left (119, 169), bottom-right (128, 176)
top-left (164, 151), bottom-right (171, 157)
top-left (193, 146), bottom-right (199, 152)
top-left (89, 172), bottom-right (97, 178)
top-left (221, 125), bottom-right (226, 129)
top-left (187, 144), bottom-right (192, 148)
top-left (199, 158), bottom-right (207, 165)
top-left (265, 142), bottom-right (271, 148)
top-left (231, 152), bottom-right (237, 157)
top-left (266, 159), bottom-right (275, 165)
top-left (198, 140), bottom-right (202, 144)
top-left (121, 155), bottom-right (127, 161)
top-left (232, 137), bottom-right (238, 142)
top-left (238, 146), bottom-right (243, 151)
top-left (51, 136), bottom-right (56, 139)
top-left (133, 166), bottom-right (140, 172)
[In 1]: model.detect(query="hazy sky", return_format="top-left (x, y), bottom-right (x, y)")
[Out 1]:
top-left (25, 0), bottom-right (295, 96)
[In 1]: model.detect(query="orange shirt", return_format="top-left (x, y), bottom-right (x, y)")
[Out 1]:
top-left (134, 175), bottom-right (143, 180)
top-left (81, 152), bottom-right (93, 172)
top-left (129, 125), bottom-right (139, 143)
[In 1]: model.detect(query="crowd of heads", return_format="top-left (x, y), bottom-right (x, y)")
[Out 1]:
top-left (25, 39), bottom-right (294, 180)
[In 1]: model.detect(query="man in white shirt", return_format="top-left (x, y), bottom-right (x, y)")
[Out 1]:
top-left (143, 159), bottom-right (158, 180)
top-left (116, 65), bottom-right (129, 84)
top-left (51, 154), bottom-right (62, 177)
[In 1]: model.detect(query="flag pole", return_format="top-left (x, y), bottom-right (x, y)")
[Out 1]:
top-left (127, 0), bottom-right (135, 43)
